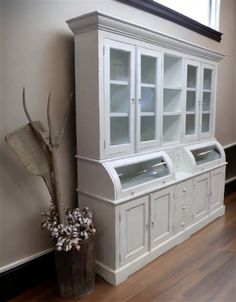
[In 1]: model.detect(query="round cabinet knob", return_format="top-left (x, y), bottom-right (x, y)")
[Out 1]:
top-left (183, 188), bottom-right (187, 193)
top-left (181, 222), bottom-right (185, 227)
top-left (182, 205), bottom-right (186, 210)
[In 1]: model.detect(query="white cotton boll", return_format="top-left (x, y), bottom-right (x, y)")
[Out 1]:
top-left (72, 232), bottom-right (78, 238)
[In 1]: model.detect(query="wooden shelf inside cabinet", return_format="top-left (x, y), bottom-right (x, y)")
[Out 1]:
top-left (163, 112), bottom-right (181, 116)
top-left (110, 113), bottom-right (129, 117)
top-left (110, 80), bottom-right (129, 86)
top-left (141, 112), bottom-right (155, 116)
top-left (141, 83), bottom-right (156, 88)
top-left (164, 86), bottom-right (182, 91)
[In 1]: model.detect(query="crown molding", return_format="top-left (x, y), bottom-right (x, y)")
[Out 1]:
top-left (67, 11), bottom-right (224, 62)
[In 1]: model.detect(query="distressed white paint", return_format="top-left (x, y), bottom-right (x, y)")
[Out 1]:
top-left (68, 11), bottom-right (227, 285)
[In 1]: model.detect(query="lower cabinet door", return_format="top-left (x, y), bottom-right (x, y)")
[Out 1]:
top-left (210, 167), bottom-right (225, 212)
top-left (150, 187), bottom-right (174, 249)
top-left (193, 173), bottom-right (210, 222)
top-left (119, 196), bottom-right (149, 265)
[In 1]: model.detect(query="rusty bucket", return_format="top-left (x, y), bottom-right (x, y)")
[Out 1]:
top-left (55, 236), bottom-right (95, 298)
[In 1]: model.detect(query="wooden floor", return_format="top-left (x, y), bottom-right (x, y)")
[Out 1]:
top-left (10, 193), bottom-right (236, 302)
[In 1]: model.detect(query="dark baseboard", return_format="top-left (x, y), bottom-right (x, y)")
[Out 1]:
top-left (225, 179), bottom-right (236, 196)
top-left (0, 252), bottom-right (55, 302)
top-left (224, 144), bottom-right (236, 195)
top-left (225, 144), bottom-right (236, 180)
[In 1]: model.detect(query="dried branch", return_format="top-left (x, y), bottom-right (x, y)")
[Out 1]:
top-left (56, 92), bottom-right (73, 145)
top-left (23, 87), bottom-right (34, 125)
top-left (23, 88), bottom-right (51, 149)
top-left (46, 92), bottom-right (55, 146)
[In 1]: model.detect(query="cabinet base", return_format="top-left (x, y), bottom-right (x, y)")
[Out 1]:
top-left (95, 205), bottom-right (225, 286)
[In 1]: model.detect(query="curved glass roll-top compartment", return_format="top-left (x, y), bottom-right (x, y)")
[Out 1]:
top-left (190, 145), bottom-right (221, 166)
top-left (115, 157), bottom-right (170, 190)
top-left (177, 141), bottom-right (225, 173)
top-left (104, 152), bottom-right (174, 199)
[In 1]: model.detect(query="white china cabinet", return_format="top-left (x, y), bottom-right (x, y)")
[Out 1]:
top-left (67, 11), bottom-right (226, 286)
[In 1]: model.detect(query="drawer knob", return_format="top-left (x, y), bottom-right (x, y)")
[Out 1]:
top-left (183, 188), bottom-right (187, 193)
top-left (182, 205), bottom-right (186, 210)
top-left (181, 222), bottom-right (185, 227)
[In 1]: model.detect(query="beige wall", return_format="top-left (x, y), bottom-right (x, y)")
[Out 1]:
top-left (216, 0), bottom-right (236, 145)
top-left (0, 0), bottom-right (235, 271)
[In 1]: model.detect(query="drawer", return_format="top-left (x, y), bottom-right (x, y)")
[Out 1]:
top-left (174, 212), bottom-right (192, 234)
top-left (174, 196), bottom-right (192, 219)
top-left (174, 196), bottom-right (192, 234)
top-left (175, 179), bottom-right (193, 199)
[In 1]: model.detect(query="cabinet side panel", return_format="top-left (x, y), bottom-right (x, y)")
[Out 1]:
top-left (77, 160), bottom-right (115, 200)
top-left (78, 194), bottom-right (117, 270)
top-left (75, 31), bottom-right (100, 159)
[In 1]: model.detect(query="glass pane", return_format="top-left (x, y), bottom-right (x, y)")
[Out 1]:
top-left (110, 49), bottom-right (129, 81)
top-left (187, 65), bottom-right (197, 88)
top-left (141, 55), bottom-right (156, 84)
top-left (185, 114), bottom-right (195, 135)
top-left (191, 145), bottom-right (221, 166)
top-left (141, 87), bottom-right (155, 112)
top-left (203, 68), bottom-right (212, 90)
top-left (186, 91), bottom-right (196, 112)
top-left (141, 116), bottom-right (155, 141)
top-left (110, 84), bottom-right (129, 113)
top-left (202, 113), bottom-right (210, 132)
top-left (115, 157), bottom-right (170, 190)
top-left (110, 117), bottom-right (129, 145)
top-left (203, 92), bottom-right (211, 111)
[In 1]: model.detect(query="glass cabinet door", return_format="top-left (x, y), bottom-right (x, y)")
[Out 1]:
top-left (200, 64), bottom-right (215, 137)
top-left (137, 48), bottom-right (162, 150)
top-left (184, 60), bottom-right (200, 140)
top-left (104, 40), bottom-right (135, 155)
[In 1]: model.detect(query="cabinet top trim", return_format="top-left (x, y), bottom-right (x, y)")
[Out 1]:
top-left (67, 11), bottom-right (224, 62)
